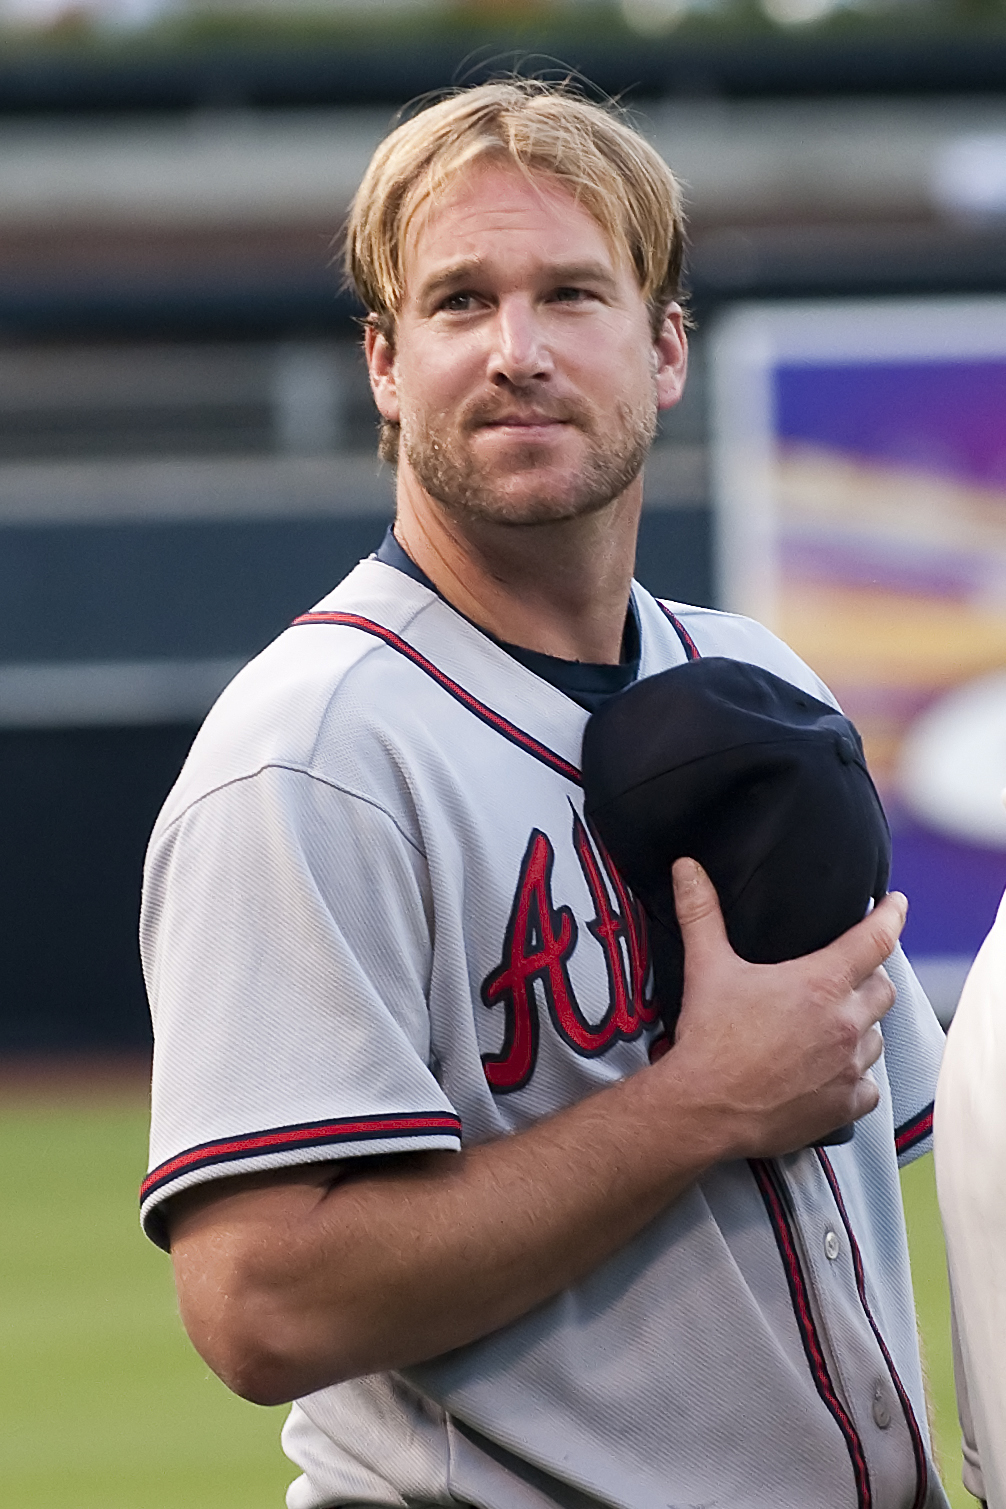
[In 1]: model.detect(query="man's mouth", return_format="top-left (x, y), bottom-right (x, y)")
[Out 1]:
top-left (474, 413), bottom-right (571, 431)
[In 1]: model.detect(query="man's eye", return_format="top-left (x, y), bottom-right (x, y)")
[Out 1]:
top-left (441, 291), bottom-right (477, 312)
top-left (553, 287), bottom-right (590, 303)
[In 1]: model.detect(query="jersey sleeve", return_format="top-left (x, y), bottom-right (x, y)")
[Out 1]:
top-left (881, 943), bottom-right (943, 1165)
top-left (140, 764), bottom-right (461, 1250)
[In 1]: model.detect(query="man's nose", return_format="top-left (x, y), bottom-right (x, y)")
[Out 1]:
top-left (486, 299), bottom-right (553, 385)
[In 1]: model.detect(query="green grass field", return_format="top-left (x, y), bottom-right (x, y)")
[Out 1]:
top-left (0, 1091), bottom-right (291, 1508)
top-left (0, 1092), bottom-right (973, 1508)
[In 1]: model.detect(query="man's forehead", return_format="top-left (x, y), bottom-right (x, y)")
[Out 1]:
top-left (400, 160), bottom-right (625, 289)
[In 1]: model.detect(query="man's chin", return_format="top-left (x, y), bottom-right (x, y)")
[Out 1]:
top-left (455, 480), bottom-right (627, 528)
top-left (405, 435), bottom-right (647, 526)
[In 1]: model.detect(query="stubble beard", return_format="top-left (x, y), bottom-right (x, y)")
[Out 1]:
top-left (399, 393), bottom-right (658, 527)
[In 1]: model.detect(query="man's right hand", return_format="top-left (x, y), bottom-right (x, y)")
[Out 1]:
top-left (664, 856), bottom-right (905, 1162)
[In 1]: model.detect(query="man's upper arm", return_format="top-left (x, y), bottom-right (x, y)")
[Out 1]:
top-left (141, 764), bottom-right (461, 1250)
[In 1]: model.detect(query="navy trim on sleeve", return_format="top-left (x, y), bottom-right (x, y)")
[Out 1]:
top-left (141, 1110), bottom-right (463, 1204)
top-left (894, 1103), bottom-right (934, 1158)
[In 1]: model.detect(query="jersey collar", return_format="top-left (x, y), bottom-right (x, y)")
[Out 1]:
top-left (373, 525), bottom-right (640, 714)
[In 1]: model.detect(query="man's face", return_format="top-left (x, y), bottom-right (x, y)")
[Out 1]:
top-left (366, 158), bottom-right (687, 527)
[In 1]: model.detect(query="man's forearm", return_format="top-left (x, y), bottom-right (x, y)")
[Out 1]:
top-left (169, 1053), bottom-right (725, 1405)
top-left (168, 865), bottom-right (903, 1406)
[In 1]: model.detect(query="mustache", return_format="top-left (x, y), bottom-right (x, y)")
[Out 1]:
top-left (460, 395), bottom-right (591, 431)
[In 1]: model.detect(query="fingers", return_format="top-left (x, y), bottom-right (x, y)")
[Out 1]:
top-left (849, 1073), bottom-right (881, 1124)
top-left (855, 962), bottom-right (897, 1028)
top-left (837, 1011), bottom-right (885, 1131)
top-left (672, 859), bottom-right (730, 970)
top-left (825, 891), bottom-right (908, 993)
top-left (856, 1021), bottom-right (885, 1075)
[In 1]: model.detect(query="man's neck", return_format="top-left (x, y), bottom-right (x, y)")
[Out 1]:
top-left (391, 459), bottom-right (643, 666)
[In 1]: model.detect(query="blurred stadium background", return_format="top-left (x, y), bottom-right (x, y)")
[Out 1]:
top-left (2, 0), bottom-right (1006, 1504)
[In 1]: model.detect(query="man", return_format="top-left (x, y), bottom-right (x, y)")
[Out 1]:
top-left (141, 82), bottom-right (948, 1509)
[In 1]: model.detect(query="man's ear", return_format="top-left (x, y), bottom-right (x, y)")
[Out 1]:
top-left (654, 304), bottom-right (689, 413)
top-left (364, 322), bottom-right (401, 424)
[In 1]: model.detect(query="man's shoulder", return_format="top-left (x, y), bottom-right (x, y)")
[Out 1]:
top-left (214, 553), bottom-right (439, 741)
top-left (638, 590), bottom-right (837, 707)
top-left (151, 556), bottom-right (440, 834)
top-left (304, 552), bottom-right (434, 629)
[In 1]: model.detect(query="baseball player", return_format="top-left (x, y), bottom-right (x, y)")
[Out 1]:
top-left (141, 82), bottom-right (950, 1509)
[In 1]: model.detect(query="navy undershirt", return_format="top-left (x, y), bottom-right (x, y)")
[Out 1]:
top-left (374, 526), bottom-right (640, 713)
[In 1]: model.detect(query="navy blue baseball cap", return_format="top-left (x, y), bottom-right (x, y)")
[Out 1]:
top-left (581, 657), bottom-right (891, 1047)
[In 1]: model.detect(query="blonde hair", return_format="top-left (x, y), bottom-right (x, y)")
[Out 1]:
top-left (344, 80), bottom-right (689, 461)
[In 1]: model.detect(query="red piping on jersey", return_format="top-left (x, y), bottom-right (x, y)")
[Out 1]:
top-left (816, 1149), bottom-right (929, 1509)
top-left (656, 600), bottom-right (701, 661)
top-left (894, 1103), bottom-right (934, 1158)
top-left (140, 1111), bottom-right (462, 1203)
top-left (749, 1158), bottom-right (872, 1509)
top-left (291, 611), bottom-right (582, 785)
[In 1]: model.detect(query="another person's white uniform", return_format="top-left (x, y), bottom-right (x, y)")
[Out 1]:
top-left (935, 887), bottom-right (1006, 1508)
top-left (142, 549), bottom-right (948, 1509)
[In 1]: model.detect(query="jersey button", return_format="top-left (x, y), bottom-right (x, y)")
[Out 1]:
top-left (823, 1228), bottom-right (841, 1261)
top-left (872, 1383), bottom-right (892, 1430)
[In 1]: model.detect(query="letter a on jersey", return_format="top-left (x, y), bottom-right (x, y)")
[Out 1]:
top-left (480, 814), bottom-right (657, 1093)
top-left (481, 829), bottom-right (578, 1093)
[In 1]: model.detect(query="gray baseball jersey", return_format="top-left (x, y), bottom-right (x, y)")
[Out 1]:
top-left (141, 553), bottom-right (948, 1509)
